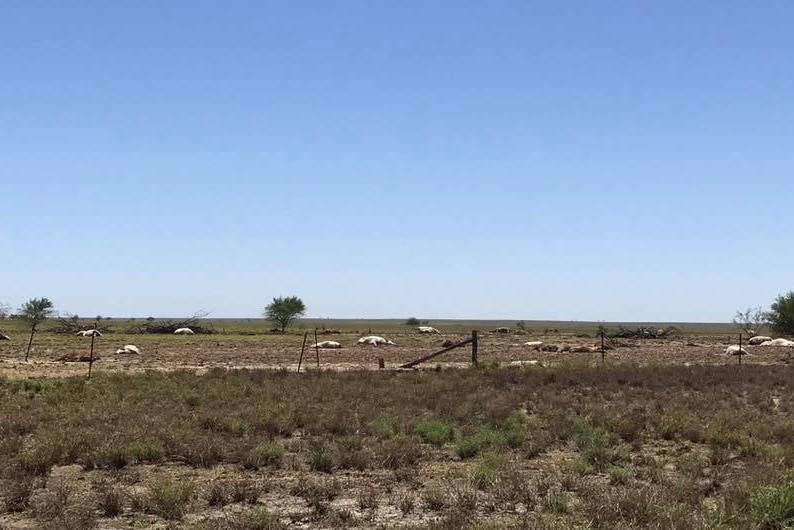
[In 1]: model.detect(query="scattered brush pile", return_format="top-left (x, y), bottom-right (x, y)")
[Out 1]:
top-left (126, 314), bottom-right (214, 335)
top-left (605, 326), bottom-right (679, 339)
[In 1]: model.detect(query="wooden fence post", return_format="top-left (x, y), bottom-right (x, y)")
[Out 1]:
top-left (471, 330), bottom-right (478, 367)
top-left (600, 329), bottom-right (605, 365)
top-left (87, 333), bottom-right (96, 380)
top-left (297, 332), bottom-right (308, 373)
top-left (314, 329), bottom-right (320, 368)
top-left (738, 333), bottom-right (742, 366)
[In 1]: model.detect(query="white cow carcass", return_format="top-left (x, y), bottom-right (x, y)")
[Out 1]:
top-left (523, 341), bottom-right (544, 351)
top-left (417, 326), bottom-right (440, 335)
top-left (311, 341), bottom-right (342, 349)
top-left (357, 336), bottom-right (395, 346)
top-left (173, 327), bottom-right (195, 335)
top-left (760, 338), bottom-right (794, 347)
top-left (748, 335), bottom-right (773, 345)
top-left (116, 344), bottom-right (141, 354)
top-left (76, 329), bottom-right (102, 337)
top-left (726, 345), bottom-right (750, 356)
top-left (0, 332), bottom-right (9, 341)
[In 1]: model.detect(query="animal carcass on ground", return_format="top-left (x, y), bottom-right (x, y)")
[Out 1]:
top-left (0, 333), bottom-right (9, 341)
top-left (311, 341), bottom-right (342, 349)
top-left (357, 336), bottom-right (395, 346)
top-left (76, 329), bottom-right (102, 337)
top-left (748, 335), bottom-right (773, 345)
top-left (116, 344), bottom-right (141, 354)
top-left (523, 341), bottom-right (544, 351)
top-left (417, 326), bottom-right (440, 334)
top-left (726, 345), bottom-right (750, 356)
top-left (569, 345), bottom-right (599, 353)
top-left (173, 327), bottom-right (195, 335)
top-left (760, 338), bottom-right (794, 347)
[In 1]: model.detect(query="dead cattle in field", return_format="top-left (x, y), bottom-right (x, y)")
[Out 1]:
top-left (0, 332), bottom-right (9, 341)
top-left (357, 336), bottom-right (395, 346)
top-left (748, 336), bottom-right (772, 345)
top-left (568, 345), bottom-right (599, 353)
top-left (726, 345), bottom-right (750, 356)
top-left (311, 341), bottom-right (342, 349)
top-left (116, 344), bottom-right (141, 354)
top-left (417, 326), bottom-right (440, 335)
top-left (173, 327), bottom-right (195, 335)
top-left (523, 341), bottom-right (544, 351)
top-left (76, 329), bottom-right (102, 337)
top-left (760, 338), bottom-right (794, 347)
top-left (491, 327), bottom-right (510, 334)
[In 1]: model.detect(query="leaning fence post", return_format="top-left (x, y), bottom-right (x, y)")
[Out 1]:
top-left (314, 329), bottom-right (320, 368)
top-left (600, 329), bottom-right (605, 365)
top-left (471, 330), bottom-right (478, 367)
top-left (297, 332), bottom-right (308, 373)
top-left (87, 333), bottom-right (96, 380)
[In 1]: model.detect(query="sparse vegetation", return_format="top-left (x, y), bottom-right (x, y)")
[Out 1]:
top-left (1, 327), bottom-right (794, 527)
top-left (263, 296), bottom-right (306, 332)
top-left (767, 291), bottom-right (794, 335)
top-left (18, 297), bottom-right (54, 361)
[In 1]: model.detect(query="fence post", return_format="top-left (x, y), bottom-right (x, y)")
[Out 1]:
top-left (314, 329), bottom-right (320, 368)
top-left (87, 333), bottom-right (96, 380)
top-left (738, 333), bottom-right (742, 366)
top-left (297, 332), bottom-right (308, 373)
top-left (600, 329), bottom-right (605, 365)
top-left (471, 330), bottom-right (478, 367)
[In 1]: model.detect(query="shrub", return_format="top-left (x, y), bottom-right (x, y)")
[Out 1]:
top-left (206, 481), bottom-right (229, 507)
top-left (246, 507), bottom-right (282, 530)
top-left (97, 485), bottom-right (125, 517)
top-left (146, 479), bottom-right (194, 520)
top-left (379, 436), bottom-right (422, 469)
top-left (244, 442), bottom-right (284, 469)
top-left (767, 292), bottom-right (794, 335)
top-left (455, 427), bottom-right (497, 459)
top-left (572, 417), bottom-right (629, 471)
top-left (745, 475), bottom-right (794, 527)
top-left (609, 466), bottom-right (632, 485)
top-left (414, 419), bottom-right (455, 447)
top-left (309, 446), bottom-right (337, 473)
top-left (546, 491), bottom-right (571, 514)
top-left (230, 479), bottom-right (260, 504)
top-left (471, 452), bottom-right (504, 490)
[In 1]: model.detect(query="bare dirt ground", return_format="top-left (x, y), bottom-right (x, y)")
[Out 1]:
top-left (0, 330), bottom-right (786, 379)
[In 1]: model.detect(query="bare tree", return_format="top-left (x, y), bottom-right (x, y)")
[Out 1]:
top-left (19, 297), bottom-right (55, 361)
top-left (733, 307), bottom-right (767, 336)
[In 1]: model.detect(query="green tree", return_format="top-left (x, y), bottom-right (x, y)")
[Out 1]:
top-left (264, 296), bottom-right (306, 332)
top-left (767, 292), bottom-right (794, 336)
top-left (19, 297), bottom-right (55, 361)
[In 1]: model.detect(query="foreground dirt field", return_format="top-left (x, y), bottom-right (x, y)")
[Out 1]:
top-left (2, 364), bottom-right (794, 529)
top-left (2, 323), bottom-right (794, 528)
top-left (0, 328), bottom-right (787, 379)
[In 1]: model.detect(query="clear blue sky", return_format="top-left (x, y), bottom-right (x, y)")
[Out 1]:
top-left (2, 1), bottom-right (792, 322)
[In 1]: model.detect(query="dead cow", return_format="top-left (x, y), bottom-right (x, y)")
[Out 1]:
top-left (357, 336), bottom-right (395, 346)
top-left (311, 341), bottom-right (342, 349)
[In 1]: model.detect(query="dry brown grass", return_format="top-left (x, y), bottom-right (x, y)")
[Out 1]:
top-left (1, 361), bottom-right (794, 527)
